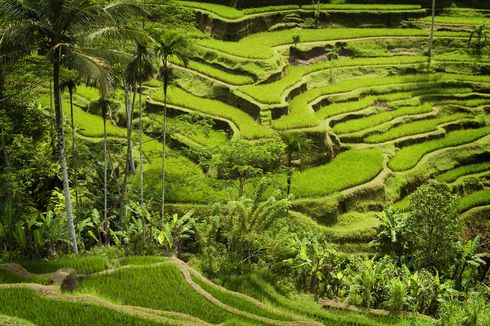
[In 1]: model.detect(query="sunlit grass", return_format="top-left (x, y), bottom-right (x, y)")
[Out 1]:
top-left (0, 288), bottom-right (165, 326)
top-left (333, 103), bottom-right (433, 134)
top-left (197, 29), bottom-right (465, 59)
top-left (437, 162), bottom-right (490, 183)
top-left (458, 189), bottom-right (490, 212)
top-left (389, 127), bottom-right (490, 171)
top-left (291, 149), bottom-right (384, 198)
top-left (76, 264), bottom-right (258, 324)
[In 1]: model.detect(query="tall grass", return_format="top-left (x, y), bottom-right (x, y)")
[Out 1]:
top-left (219, 273), bottom-right (427, 326)
top-left (437, 162), bottom-right (490, 183)
top-left (291, 149), bottom-right (384, 198)
top-left (316, 88), bottom-right (472, 119)
top-left (0, 270), bottom-right (49, 285)
top-left (76, 264), bottom-right (256, 324)
top-left (275, 73), bottom-right (489, 130)
top-left (419, 16), bottom-right (490, 25)
top-left (172, 59), bottom-right (254, 86)
top-left (0, 288), bottom-right (165, 326)
top-left (365, 113), bottom-right (473, 143)
top-left (189, 272), bottom-right (294, 321)
top-left (20, 255), bottom-right (111, 274)
top-left (238, 56), bottom-right (427, 105)
top-left (458, 189), bottom-right (490, 212)
top-left (333, 103), bottom-right (433, 134)
top-left (389, 127), bottom-right (490, 171)
top-left (181, 2), bottom-right (420, 21)
top-left (150, 85), bottom-right (273, 139)
top-left (197, 29), bottom-right (466, 59)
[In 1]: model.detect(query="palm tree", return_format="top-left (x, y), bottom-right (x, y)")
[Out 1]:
top-left (155, 30), bottom-right (191, 222)
top-left (0, 0), bottom-right (143, 253)
top-left (427, 0), bottom-right (436, 65)
top-left (123, 42), bottom-right (155, 210)
top-left (468, 23), bottom-right (489, 57)
top-left (279, 132), bottom-right (315, 198)
top-left (60, 76), bottom-right (80, 211)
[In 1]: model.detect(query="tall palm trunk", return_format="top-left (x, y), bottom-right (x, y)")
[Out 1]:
top-left (120, 85), bottom-right (136, 220)
top-left (49, 80), bottom-right (56, 154)
top-left (138, 82), bottom-right (144, 208)
top-left (287, 152), bottom-right (292, 197)
top-left (427, 0), bottom-right (436, 65)
top-left (286, 151), bottom-right (292, 217)
top-left (102, 103), bottom-right (108, 221)
top-left (69, 86), bottom-right (80, 212)
top-left (137, 78), bottom-right (146, 245)
top-left (125, 85), bottom-right (136, 174)
top-left (53, 61), bottom-right (78, 254)
top-left (161, 59), bottom-right (168, 222)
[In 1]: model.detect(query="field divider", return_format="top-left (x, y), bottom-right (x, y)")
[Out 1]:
top-left (0, 283), bottom-right (207, 325)
top-left (394, 133), bottom-right (490, 174)
top-left (171, 258), bottom-right (322, 326)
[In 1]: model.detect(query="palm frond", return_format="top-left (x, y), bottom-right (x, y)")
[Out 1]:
top-left (0, 0), bottom-right (38, 22)
top-left (84, 27), bottom-right (152, 47)
top-left (64, 49), bottom-right (113, 98)
top-left (0, 22), bottom-right (38, 59)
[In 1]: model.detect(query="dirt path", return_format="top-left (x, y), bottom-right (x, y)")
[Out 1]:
top-left (171, 258), bottom-right (323, 326)
top-left (0, 263), bottom-right (74, 286)
top-left (181, 259), bottom-right (323, 325)
top-left (319, 298), bottom-right (435, 323)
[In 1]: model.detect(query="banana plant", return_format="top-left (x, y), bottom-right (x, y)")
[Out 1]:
top-left (157, 211), bottom-right (195, 256)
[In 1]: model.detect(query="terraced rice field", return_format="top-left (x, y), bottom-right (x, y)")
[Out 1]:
top-left (33, 1), bottom-right (490, 256)
top-left (0, 257), bottom-right (418, 325)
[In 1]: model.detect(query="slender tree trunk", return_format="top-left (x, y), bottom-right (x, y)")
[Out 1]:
top-left (287, 152), bottom-right (292, 197)
top-left (126, 86), bottom-right (136, 174)
top-left (120, 86), bottom-right (134, 220)
top-left (238, 178), bottom-right (245, 198)
top-left (49, 80), bottom-right (56, 154)
top-left (69, 87), bottom-right (80, 214)
top-left (138, 80), bottom-right (146, 246)
top-left (427, 0), bottom-right (436, 65)
top-left (103, 103), bottom-right (108, 221)
top-left (286, 152), bottom-right (292, 217)
top-left (0, 69), bottom-right (5, 100)
top-left (139, 82), bottom-right (144, 208)
top-left (161, 59), bottom-right (168, 222)
top-left (53, 61), bottom-right (78, 254)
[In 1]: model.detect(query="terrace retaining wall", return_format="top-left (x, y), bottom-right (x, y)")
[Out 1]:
top-left (196, 10), bottom-right (425, 41)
